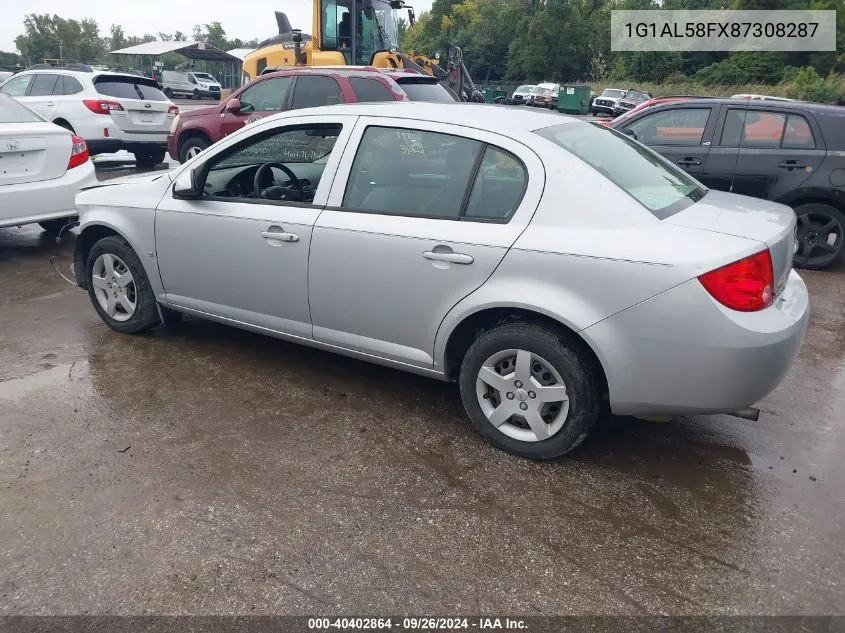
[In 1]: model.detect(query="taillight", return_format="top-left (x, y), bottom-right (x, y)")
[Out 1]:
top-left (83, 99), bottom-right (124, 115)
top-left (169, 114), bottom-right (181, 135)
top-left (67, 135), bottom-right (89, 169)
top-left (698, 250), bottom-right (774, 312)
top-left (168, 105), bottom-right (179, 116)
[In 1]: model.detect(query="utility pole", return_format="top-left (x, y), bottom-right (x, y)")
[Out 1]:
top-left (58, 41), bottom-right (63, 60)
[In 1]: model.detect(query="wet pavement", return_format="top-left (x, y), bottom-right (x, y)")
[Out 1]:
top-left (1, 164), bottom-right (844, 615)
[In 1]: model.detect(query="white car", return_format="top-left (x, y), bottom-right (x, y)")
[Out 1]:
top-left (0, 93), bottom-right (96, 232)
top-left (0, 65), bottom-right (178, 167)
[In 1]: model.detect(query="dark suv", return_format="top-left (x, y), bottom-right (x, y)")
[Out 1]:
top-left (611, 98), bottom-right (845, 269)
top-left (168, 67), bottom-right (457, 164)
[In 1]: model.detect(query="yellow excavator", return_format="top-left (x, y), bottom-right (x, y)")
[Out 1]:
top-left (242, 0), bottom-right (483, 101)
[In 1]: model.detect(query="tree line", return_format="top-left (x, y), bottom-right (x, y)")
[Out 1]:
top-left (402, 0), bottom-right (845, 101)
top-left (1, 14), bottom-right (259, 69)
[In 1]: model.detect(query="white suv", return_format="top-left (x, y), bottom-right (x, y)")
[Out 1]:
top-left (0, 65), bottom-right (178, 167)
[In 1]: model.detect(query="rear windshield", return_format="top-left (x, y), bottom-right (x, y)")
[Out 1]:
top-left (535, 122), bottom-right (707, 219)
top-left (0, 94), bottom-right (42, 123)
top-left (397, 78), bottom-right (457, 103)
top-left (94, 76), bottom-right (168, 101)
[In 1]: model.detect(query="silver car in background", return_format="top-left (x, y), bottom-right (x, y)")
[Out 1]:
top-left (72, 103), bottom-right (809, 460)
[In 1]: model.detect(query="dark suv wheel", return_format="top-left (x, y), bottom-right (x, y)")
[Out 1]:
top-left (793, 203), bottom-right (845, 270)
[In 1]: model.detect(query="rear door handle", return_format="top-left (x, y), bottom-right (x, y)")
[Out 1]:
top-left (676, 157), bottom-right (702, 167)
top-left (260, 228), bottom-right (299, 243)
top-left (423, 251), bottom-right (474, 265)
top-left (778, 160), bottom-right (805, 171)
top-left (46, 102), bottom-right (55, 107)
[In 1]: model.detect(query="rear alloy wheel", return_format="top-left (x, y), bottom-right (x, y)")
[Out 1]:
top-left (459, 324), bottom-right (602, 460)
top-left (179, 137), bottom-right (210, 163)
top-left (133, 149), bottom-right (166, 168)
top-left (193, 89), bottom-right (200, 100)
top-left (164, 88), bottom-right (174, 99)
top-left (86, 236), bottom-right (160, 334)
top-left (38, 217), bottom-right (76, 233)
top-left (793, 203), bottom-right (845, 270)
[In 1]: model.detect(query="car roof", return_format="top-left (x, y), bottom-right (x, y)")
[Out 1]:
top-left (648, 97), bottom-right (843, 114)
top-left (269, 101), bottom-right (571, 132)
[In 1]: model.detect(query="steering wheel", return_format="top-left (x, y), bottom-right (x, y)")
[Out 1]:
top-left (252, 162), bottom-right (304, 202)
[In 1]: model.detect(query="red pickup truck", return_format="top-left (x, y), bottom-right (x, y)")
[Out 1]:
top-left (168, 67), bottom-right (457, 163)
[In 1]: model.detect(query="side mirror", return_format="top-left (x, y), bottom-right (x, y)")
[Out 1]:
top-left (620, 128), bottom-right (638, 140)
top-left (408, 7), bottom-right (416, 26)
top-left (173, 168), bottom-right (201, 199)
top-left (225, 98), bottom-right (242, 113)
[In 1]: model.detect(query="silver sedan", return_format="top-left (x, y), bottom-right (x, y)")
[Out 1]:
top-left (72, 103), bottom-right (809, 459)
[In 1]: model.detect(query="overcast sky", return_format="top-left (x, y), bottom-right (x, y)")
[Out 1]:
top-left (2, 0), bottom-right (435, 53)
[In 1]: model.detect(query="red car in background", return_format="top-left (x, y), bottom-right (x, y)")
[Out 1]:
top-left (168, 67), bottom-right (457, 163)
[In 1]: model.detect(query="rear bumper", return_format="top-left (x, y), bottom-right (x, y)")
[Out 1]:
top-left (582, 270), bottom-right (809, 416)
top-left (0, 161), bottom-right (97, 228)
top-left (75, 119), bottom-right (170, 155)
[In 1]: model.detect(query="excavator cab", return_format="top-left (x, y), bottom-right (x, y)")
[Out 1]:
top-left (320, 0), bottom-right (401, 66)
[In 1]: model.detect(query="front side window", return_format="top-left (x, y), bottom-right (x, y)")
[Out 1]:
top-left (537, 122), bottom-right (706, 219)
top-left (202, 124), bottom-right (343, 203)
top-left (238, 77), bottom-right (293, 112)
top-left (29, 74), bottom-right (59, 97)
top-left (627, 107), bottom-right (712, 146)
top-left (290, 76), bottom-right (344, 109)
top-left (343, 126), bottom-right (487, 219)
top-left (0, 74), bottom-right (33, 97)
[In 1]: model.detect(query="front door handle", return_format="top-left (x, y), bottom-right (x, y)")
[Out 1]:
top-left (778, 160), bottom-right (806, 171)
top-left (423, 251), bottom-right (474, 265)
top-left (260, 228), bottom-right (299, 243)
top-left (46, 102), bottom-right (56, 107)
top-left (676, 157), bottom-right (702, 167)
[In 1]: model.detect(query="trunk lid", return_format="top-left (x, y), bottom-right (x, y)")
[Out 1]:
top-left (0, 122), bottom-right (70, 185)
top-left (92, 74), bottom-right (174, 134)
top-left (666, 190), bottom-right (796, 296)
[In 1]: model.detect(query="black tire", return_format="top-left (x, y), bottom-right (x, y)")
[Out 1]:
top-left (164, 88), bottom-right (174, 99)
top-left (458, 323), bottom-right (602, 460)
top-left (133, 148), bottom-right (166, 168)
top-left (38, 217), bottom-right (76, 233)
top-left (179, 136), bottom-right (210, 163)
top-left (85, 236), bottom-right (161, 335)
top-left (193, 89), bottom-right (200, 100)
top-left (793, 203), bottom-right (845, 270)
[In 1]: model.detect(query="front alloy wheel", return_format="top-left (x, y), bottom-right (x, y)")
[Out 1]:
top-left (91, 253), bottom-right (137, 322)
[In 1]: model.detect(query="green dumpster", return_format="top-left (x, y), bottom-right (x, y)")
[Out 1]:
top-left (557, 85), bottom-right (591, 114)
top-left (484, 88), bottom-right (508, 104)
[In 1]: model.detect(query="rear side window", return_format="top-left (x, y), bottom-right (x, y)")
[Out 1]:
top-left (721, 109), bottom-right (786, 148)
top-left (95, 77), bottom-right (169, 102)
top-left (782, 114), bottom-right (816, 149)
top-left (0, 94), bottom-right (42, 123)
top-left (537, 122), bottom-right (706, 219)
top-left (398, 79), bottom-right (457, 103)
top-left (343, 126), bottom-right (482, 219)
top-left (29, 74), bottom-right (59, 96)
top-left (626, 107), bottom-right (711, 146)
top-left (464, 147), bottom-right (527, 221)
top-left (290, 76), bottom-right (344, 109)
top-left (349, 78), bottom-right (395, 102)
top-left (56, 75), bottom-right (84, 96)
top-left (0, 74), bottom-right (33, 97)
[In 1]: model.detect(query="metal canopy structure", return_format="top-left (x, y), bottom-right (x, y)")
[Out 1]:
top-left (109, 41), bottom-right (243, 89)
top-left (110, 41), bottom-right (240, 63)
